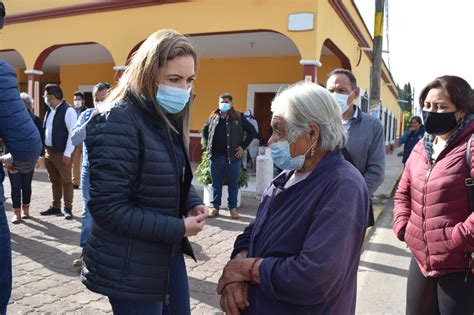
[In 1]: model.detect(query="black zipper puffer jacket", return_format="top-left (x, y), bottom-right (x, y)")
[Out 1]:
top-left (81, 96), bottom-right (202, 301)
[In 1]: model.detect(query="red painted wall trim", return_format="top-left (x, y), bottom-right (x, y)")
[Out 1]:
top-left (322, 38), bottom-right (351, 70)
top-left (6, 0), bottom-right (186, 25)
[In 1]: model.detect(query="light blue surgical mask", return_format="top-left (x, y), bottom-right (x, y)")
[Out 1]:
top-left (219, 102), bottom-right (231, 113)
top-left (156, 84), bottom-right (191, 114)
top-left (332, 92), bottom-right (350, 114)
top-left (270, 138), bottom-right (315, 171)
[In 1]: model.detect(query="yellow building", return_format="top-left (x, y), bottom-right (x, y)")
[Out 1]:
top-left (1, 0), bottom-right (402, 160)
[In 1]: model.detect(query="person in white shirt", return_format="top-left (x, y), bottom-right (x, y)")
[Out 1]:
top-left (40, 84), bottom-right (77, 220)
top-left (71, 91), bottom-right (86, 189)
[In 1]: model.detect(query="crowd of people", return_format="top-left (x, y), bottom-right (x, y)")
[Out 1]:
top-left (1, 12), bottom-right (473, 315)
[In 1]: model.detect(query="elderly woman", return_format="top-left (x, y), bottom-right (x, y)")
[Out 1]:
top-left (7, 93), bottom-right (44, 223)
top-left (394, 75), bottom-right (474, 314)
top-left (217, 83), bottom-right (369, 314)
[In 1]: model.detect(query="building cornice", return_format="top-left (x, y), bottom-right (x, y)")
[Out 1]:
top-left (6, 0), bottom-right (184, 25)
top-left (329, 0), bottom-right (398, 99)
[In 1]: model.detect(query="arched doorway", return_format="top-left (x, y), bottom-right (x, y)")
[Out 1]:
top-left (34, 42), bottom-right (115, 118)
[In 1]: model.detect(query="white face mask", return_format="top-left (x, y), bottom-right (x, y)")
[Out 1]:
top-left (73, 100), bottom-right (83, 109)
top-left (94, 101), bottom-right (104, 108)
top-left (332, 92), bottom-right (350, 115)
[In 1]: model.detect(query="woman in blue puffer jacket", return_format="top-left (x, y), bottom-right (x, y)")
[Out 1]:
top-left (81, 29), bottom-right (208, 315)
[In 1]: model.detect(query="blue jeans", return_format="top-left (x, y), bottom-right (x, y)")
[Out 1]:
top-left (109, 251), bottom-right (190, 315)
top-left (210, 155), bottom-right (240, 210)
top-left (0, 207), bottom-right (12, 315)
top-left (80, 164), bottom-right (91, 248)
top-left (7, 170), bottom-right (34, 209)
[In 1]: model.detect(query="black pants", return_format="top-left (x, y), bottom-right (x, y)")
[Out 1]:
top-left (8, 170), bottom-right (34, 209)
top-left (407, 257), bottom-right (474, 315)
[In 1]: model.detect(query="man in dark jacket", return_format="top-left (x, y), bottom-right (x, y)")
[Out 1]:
top-left (202, 93), bottom-right (256, 219)
top-left (40, 84), bottom-right (77, 220)
top-left (0, 2), bottom-right (43, 312)
top-left (327, 69), bottom-right (385, 227)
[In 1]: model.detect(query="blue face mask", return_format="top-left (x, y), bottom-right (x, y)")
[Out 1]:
top-left (219, 102), bottom-right (231, 113)
top-left (332, 92), bottom-right (350, 114)
top-left (156, 84), bottom-right (191, 114)
top-left (270, 138), bottom-right (314, 171)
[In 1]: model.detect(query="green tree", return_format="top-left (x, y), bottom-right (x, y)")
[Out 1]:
top-left (397, 82), bottom-right (413, 132)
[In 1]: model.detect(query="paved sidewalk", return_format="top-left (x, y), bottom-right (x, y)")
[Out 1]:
top-left (5, 146), bottom-right (404, 314)
top-left (5, 169), bottom-right (258, 314)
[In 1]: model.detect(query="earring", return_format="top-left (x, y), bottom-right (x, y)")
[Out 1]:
top-left (311, 146), bottom-right (315, 157)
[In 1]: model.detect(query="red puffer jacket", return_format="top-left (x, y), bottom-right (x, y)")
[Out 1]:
top-left (394, 119), bottom-right (474, 277)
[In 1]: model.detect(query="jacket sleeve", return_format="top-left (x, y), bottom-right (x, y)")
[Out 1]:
top-left (71, 109), bottom-right (94, 146)
top-left (202, 117), bottom-right (210, 146)
top-left (451, 213), bottom-right (474, 251)
top-left (393, 162), bottom-right (412, 241)
top-left (364, 119), bottom-right (385, 195)
top-left (230, 221), bottom-right (255, 259)
top-left (240, 114), bottom-right (257, 150)
top-left (257, 179), bottom-right (367, 305)
top-left (185, 185), bottom-right (203, 211)
top-left (0, 62), bottom-right (42, 172)
top-left (86, 108), bottom-right (185, 245)
top-left (399, 132), bottom-right (409, 145)
top-left (33, 116), bottom-right (45, 156)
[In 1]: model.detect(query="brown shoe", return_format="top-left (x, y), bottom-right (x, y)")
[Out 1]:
top-left (229, 209), bottom-right (240, 219)
top-left (11, 208), bottom-right (21, 224)
top-left (72, 255), bottom-right (83, 267)
top-left (21, 204), bottom-right (30, 219)
top-left (208, 208), bottom-right (219, 218)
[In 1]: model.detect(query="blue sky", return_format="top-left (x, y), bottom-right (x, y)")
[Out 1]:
top-left (355, 0), bottom-right (474, 112)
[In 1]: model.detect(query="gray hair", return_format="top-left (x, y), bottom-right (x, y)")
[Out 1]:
top-left (20, 92), bottom-right (34, 112)
top-left (271, 82), bottom-right (347, 151)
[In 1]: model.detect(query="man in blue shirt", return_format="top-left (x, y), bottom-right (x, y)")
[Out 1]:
top-left (0, 2), bottom-right (43, 312)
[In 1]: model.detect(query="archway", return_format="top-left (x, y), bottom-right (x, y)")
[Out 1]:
top-left (33, 42), bottom-right (115, 117)
top-left (318, 38), bottom-right (352, 86)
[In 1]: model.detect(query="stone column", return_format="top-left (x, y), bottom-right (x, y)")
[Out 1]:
top-left (24, 69), bottom-right (44, 115)
top-left (299, 59), bottom-right (322, 83)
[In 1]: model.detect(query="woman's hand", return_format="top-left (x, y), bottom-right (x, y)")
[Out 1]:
top-left (220, 282), bottom-right (249, 315)
top-left (187, 205), bottom-right (208, 217)
top-left (183, 213), bottom-right (207, 237)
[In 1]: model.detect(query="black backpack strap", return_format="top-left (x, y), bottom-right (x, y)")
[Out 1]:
top-left (466, 134), bottom-right (474, 212)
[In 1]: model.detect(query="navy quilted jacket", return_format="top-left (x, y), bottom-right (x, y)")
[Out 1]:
top-left (0, 60), bottom-right (42, 204)
top-left (81, 96), bottom-right (203, 301)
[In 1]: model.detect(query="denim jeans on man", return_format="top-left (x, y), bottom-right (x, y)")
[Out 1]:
top-left (0, 207), bottom-right (12, 315)
top-left (7, 170), bottom-right (34, 208)
top-left (79, 164), bottom-right (91, 248)
top-left (210, 155), bottom-right (240, 209)
top-left (108, 250), bottom-right (190, 315)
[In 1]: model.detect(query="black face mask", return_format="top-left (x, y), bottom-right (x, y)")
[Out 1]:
top-left (422, 111), bottom-right (459, 136)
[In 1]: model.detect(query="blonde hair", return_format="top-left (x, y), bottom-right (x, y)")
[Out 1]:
top-left (104, 29), bottom-right (197, 131)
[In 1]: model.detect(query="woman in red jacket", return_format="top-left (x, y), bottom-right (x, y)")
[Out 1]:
top-left (394, 75), bottom-right (474, 314)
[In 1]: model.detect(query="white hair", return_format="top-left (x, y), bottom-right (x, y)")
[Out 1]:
top-left (20, 92), bottom-right (34, 112)
top-left (271, 82), bottom-right (347, 151)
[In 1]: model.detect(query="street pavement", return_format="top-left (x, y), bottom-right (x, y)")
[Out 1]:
top-left (4, 146), bottom-right (406, 314)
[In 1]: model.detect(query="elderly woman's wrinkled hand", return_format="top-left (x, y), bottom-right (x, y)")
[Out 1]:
top-left (220, 282), bottom-right (249, 315)
top-left (217, 259), bottom-right (249, 294)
